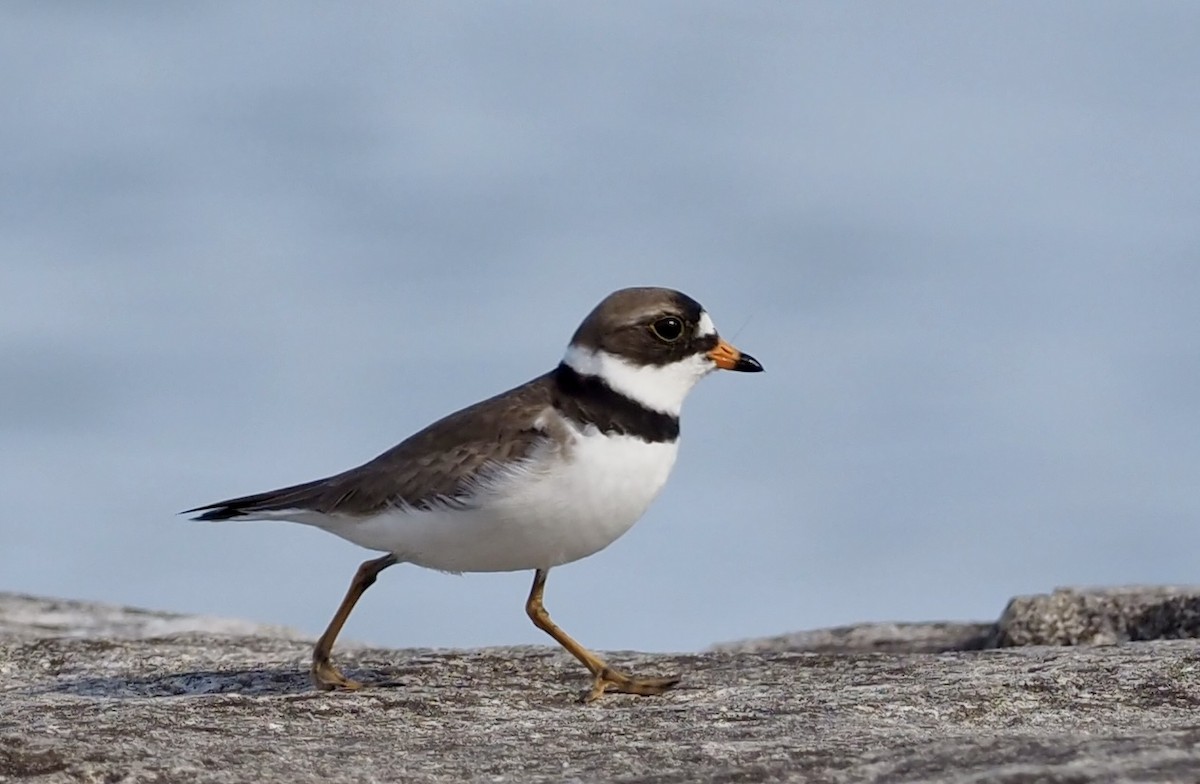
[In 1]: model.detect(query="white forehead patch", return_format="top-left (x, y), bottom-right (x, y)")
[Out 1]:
top-left (695, 310), bottom-right (717, 338)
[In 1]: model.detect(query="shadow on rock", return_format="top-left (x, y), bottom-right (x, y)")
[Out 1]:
top-left (1130, 595), bottom-right (1200, 642)
top-left (45, 667), bottom-right (311, 698)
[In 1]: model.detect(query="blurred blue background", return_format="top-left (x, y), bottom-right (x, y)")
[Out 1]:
top-left (2, 2), bottom-right (1198, 651)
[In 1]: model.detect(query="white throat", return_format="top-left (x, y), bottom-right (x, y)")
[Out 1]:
top-left (561, 344), bottom-right (714, 416)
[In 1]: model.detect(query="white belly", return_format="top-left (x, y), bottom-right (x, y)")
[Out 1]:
top-left (316, 430), bottom-right (679, 572)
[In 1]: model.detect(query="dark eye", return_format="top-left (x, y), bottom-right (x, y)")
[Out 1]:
top-left (650, 316), bottom-right (684, 342)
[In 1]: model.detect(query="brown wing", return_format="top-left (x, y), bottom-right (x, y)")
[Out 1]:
top-left (185, 372), bottom-right (557, 520)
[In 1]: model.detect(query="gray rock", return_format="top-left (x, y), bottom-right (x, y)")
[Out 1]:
top-left (991, 586), bottom-right (1200, 647)
top-left (718, 586), bottom-right (1200, 655)
top-left (712, 621), bottom-right (996, 654)
top-left (3, 594), bottom-right (1200, 782)
top-left (0, 592), bottom-right (303, 640)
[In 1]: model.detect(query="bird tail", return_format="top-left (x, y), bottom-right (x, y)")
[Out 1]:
top-left (181, 478), bottom-right (330, 521)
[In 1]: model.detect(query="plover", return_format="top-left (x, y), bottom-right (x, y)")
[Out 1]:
top-left (186, 287), bottom-right (762, 701)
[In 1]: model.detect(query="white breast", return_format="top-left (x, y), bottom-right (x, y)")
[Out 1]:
top-left (316, 423), bottom-right (679, 573)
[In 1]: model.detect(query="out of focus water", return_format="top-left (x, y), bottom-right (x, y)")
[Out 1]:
top-left (2, 3), bottom-right (1198, 651)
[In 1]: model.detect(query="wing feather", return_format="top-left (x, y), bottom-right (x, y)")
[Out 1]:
top-left (184, 372), bottom-right (557, 521)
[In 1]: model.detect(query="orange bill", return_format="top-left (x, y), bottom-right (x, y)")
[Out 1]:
top-left (707, 338), bottom-right (764, 373)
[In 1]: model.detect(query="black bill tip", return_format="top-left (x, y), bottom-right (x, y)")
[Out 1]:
top-left (733, 352), bottom-right (763, 373)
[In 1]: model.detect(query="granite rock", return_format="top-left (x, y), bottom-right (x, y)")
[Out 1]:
top-left (991, 586), bottom-right (1200, 647)
top-left (711, 621), bottom-right (996, 654)
top-left (0, 592), bottom-right (303, 641)
top-left (716, 586), bottom-right (1200, 654)
top-left (3, 590), bottom-right (1200, 783)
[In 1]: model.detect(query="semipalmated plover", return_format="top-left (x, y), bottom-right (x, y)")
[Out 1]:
top-left (186, 287), bottom-right (762, 701)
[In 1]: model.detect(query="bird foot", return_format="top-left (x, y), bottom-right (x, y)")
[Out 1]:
top-left (585, 668), bottom-right (680, 702)
top-left (311, 657), bottom-right (363, 691)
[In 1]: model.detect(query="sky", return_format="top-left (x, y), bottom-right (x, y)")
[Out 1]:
top-left (1, 2), bottom-right (1198, 653)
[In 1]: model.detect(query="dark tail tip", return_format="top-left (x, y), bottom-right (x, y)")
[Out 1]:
top-left (181, 505), bottom-right (245, 521)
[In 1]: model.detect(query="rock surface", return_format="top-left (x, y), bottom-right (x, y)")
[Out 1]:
top-left (0, 593), bottom-right (302, 641)
top-left (3, 588), bottom-right (1200, 783)
top-left (990, 586), bottom-right (1200, 647)
top-left (715, 585), bottom-right (1200, 653)
top-left (711, 621), bottom-right (996, 654)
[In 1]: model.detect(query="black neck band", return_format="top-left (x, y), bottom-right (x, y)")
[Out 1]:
top-left (552, 363), bottom-right (680, 443)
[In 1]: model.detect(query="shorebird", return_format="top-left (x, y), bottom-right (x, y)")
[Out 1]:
top-left (186, 287), bottom-right (762, 701)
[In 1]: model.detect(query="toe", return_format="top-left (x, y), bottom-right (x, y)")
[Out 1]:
top-left (311, 662), bottom-right (362, 691)
top-left (584, 672), bottom-right (681, 702)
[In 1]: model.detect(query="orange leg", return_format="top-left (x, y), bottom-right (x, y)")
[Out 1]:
top-left (310, 554), bottom-right (397, 690)
top-left (525, 568), bottom-right (679, 702)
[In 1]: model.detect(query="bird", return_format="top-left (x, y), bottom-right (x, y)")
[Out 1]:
top-left (185, 286), bottom-right (763, 701)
